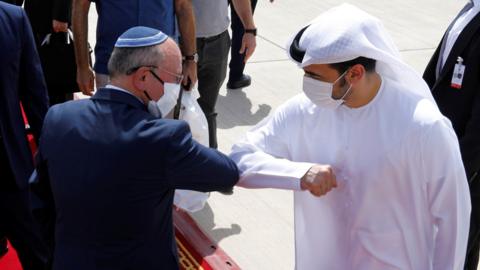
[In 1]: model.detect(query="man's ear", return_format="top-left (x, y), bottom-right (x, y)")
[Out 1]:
top-left (132, 67), bottom-right (149, 90)
top-left (347, 64), bottom-right (365, 84)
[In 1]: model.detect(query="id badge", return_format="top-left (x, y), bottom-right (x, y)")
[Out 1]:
top-left (451, 56), bottom-right (465, 89)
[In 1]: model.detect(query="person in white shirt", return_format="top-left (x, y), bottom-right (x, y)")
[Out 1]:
top-left (230, 4), bottom-right (471, 270)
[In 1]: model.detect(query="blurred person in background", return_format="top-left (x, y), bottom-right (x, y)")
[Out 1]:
top-left (0, 1), bottom-right (50, 269)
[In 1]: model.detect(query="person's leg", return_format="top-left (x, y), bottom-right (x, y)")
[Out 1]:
top-left (0, 235), bottom-right (7, 258)
top-left (196, 31), bottom-right (231, 149)
top-left (227, 0), bottom-right (258, 89)
top-left (0, 142), bottom-right (49, 270)
top-left (95, 73), bottom-right (110, 90)
top-left (0, 190), bottom-right (50, 270)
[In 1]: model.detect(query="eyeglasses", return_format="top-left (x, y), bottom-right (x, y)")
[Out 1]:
top-left (126, 65), bottom-right (184, 84)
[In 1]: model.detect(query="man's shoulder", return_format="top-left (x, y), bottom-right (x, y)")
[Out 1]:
top-left (0, 1), bottom-right (22, 16)
top-left (0, 2), bottom-right (24, 28)
top-left (383, 78), bottom-right (444, 125)
top-left (44, 99), bottom-right (94, 126)
top-left (48, 99), bottom-right (90, 113)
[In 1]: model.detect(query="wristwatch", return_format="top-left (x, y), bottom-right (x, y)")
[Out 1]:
top-left (183, 53), bottom-right (199, 63)
top-left (245, 28), bottom-right (257, 36)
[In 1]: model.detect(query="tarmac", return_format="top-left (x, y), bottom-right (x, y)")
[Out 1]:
top-left (87, 1), bottom-right (466, 269)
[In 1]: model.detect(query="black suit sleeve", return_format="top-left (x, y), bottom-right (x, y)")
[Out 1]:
top-left (52, 0), bottom-right (71, 23)
top-left (18, 9), bottom-right (49, 144)
top-left (460, 84), bottom-right (480, 179)
top-left (165, 122), bottom-right (239, 192)
top-left (423, 41), bottom-right (442, 88)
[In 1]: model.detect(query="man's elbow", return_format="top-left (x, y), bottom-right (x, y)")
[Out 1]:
top-left (223, 158), bottom-right (240, 187)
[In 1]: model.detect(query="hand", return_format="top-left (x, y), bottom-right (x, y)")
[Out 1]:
top-left (77, 66), bottom-right (95, 96)
top-left (300, 164), bottom-right (337, 197)
top-left (240, 33), bottom-right (256, 63)
top-left (52, 20), bottom-right (68, 33)
top-left (182, 61), bottom-right (197, 91)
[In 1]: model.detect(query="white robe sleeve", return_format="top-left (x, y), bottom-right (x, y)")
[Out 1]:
top-left (229, 103), bottom-right (314, 191)
top-left (422, 119), bottom-right (471, 270)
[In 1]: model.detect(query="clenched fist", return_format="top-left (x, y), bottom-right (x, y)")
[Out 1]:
top-left (300, 164), bottom-right (337, 197)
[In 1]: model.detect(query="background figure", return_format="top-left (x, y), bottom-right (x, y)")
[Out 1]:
top-left (24, 0), bottom-right (74, 105)
top-left (192, 0), bottom-right (256, 149)
top-left (73, 0), bottom-right (197, 95)
top-left (423, 1), bottom-right (480, 269)
top-left (227, 0), bottom-right (258, 90)
top-left (0, 2), bottom-right (50, 269)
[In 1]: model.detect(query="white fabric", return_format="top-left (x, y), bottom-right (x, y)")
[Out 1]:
top-left (230, 77), bottom-right (471, 269)
top-left (286, 3), bottom-right (435, 105)
top-left (441, 0), bottom-right (480, 68)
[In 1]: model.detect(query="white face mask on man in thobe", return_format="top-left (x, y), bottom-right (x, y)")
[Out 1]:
top-left (302, 69), bottom-right (352, 110)
top-left (229, 4), bottom-right (471, 270)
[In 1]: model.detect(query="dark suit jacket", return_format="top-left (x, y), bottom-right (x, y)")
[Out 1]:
top-left (0, 0), bottom-right (22, 5)
top-left (423, 12), bottom-right (480, 181)
top-left (0, 2), bottom-right (49, 189)
top-left (37, 88), bottom-right (239, 270)
top-left (24, 0), bottom-right (71, 45)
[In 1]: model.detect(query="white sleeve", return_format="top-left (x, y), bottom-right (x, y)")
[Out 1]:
top-left (422, 120), bottom-right (471, 270)
top-left (229, 104), bottom-right (314, 191)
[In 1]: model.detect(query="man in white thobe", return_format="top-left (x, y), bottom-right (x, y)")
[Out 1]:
top-left (229, 4), bottom-right (471, 270)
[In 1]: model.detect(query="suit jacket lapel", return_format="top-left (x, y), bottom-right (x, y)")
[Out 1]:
top-left (437, 12), bottom-right (480, 86)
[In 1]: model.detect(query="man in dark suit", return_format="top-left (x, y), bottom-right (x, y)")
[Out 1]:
top-left (0, 1), bottom-right (50, 269)
top-left (23, 0), bottom-right (75, 105)
top-left (423, 1), bottom-right (480, 269)
top-left (35, 26), bottom-right (239, 270)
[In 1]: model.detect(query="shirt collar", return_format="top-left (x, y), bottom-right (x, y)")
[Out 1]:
top-left (106, 84), bottom-right (144, 103)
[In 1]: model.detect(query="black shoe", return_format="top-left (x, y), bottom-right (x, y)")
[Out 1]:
top-left (0, 237), bottom-right (8, 258)
top-left (218, 187), bottom-right (234, 195)
top-left (227, 74), bottom-right (251, 90)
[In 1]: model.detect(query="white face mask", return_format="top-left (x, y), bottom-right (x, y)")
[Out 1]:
top-left (146, 82), bottom-right (181, 117)
top-left (302, 70), bottom-right (352, 110)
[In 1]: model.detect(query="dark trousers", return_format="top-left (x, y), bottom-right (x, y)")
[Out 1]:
top-left (0, 140), bottom-right (49, 270)
top-left (465, 173), bottom-right (480, 270)
top-left (228, 0), bottom-right (258, 81)
top-left (196, 30), bottom-right (231, 149)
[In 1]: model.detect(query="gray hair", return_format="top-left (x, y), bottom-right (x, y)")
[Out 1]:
top-left (107, 44), bottom-right (163, 78)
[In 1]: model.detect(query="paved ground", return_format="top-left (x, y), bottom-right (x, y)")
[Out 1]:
top-left (87, 1), bottom-right (465, 269)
